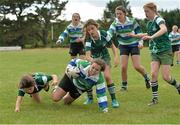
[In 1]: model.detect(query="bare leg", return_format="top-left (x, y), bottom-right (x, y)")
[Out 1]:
top-left (63, 92), bottom-right (75, 105)
top-left (52, 87), bottom-right (67, 102)
top-left (131, 55), bottom-right (146, 76)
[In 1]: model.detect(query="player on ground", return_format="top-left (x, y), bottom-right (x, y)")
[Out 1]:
top-left (52, 58), bottom-right (108, 113)
top-left (15, 72), bottom-right (58, 112)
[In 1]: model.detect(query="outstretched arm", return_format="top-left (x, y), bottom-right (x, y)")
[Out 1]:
top-left (142, 24), bottom-right (167, 40)
top-left (85, 51), bottom-right (94, 62)
top-left (50, 74), bottom-right (58, 86)
top-left (15, 96), bottom-right (23, 112)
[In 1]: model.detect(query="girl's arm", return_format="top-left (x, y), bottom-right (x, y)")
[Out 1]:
top-left (85, 51), bottom-right (94, 62)
top-left (127, 33), bottom-right (148, 38)
top-left (110, 43), bottom-right (119, 67)
top-left (142, 24), bottom-right (167, 40)
top-left (51, 74), bottom-right (58, 86)
top-left (15, 96), bottom-right (23, 112)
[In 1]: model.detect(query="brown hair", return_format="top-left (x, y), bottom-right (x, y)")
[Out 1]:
top-left (115, 6), bottom-right (127, 15)
top-left (92, 58), bottom-right (106, 72)
top-left (143, 2), bottom-right (158, 14)
top-left (83, 19), bottom-right (99, 40)
top-left (19, 75), bottom-right (35, 89)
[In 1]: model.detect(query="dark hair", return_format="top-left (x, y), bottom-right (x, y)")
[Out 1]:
top-left (92, 59), bottom-right (106, 71)
top-left (115, 6), bottom-right (127, 15)
top-left (19, 75), bottom-right (35, 89)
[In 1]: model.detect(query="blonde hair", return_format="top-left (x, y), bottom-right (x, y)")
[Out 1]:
top-left (143, 2), bottom-right (158, 14)
top-left (83, 19), bottom-right (99, 40)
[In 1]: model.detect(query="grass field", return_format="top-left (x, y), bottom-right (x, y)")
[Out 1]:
top-left (0, 48), bottom-right (180, 124)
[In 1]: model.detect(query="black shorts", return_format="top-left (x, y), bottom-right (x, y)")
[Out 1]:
top-left (172, 45), bottom-right (180, 53)
top-left (58, 74), bottom-right (81, 99)
top-left (69, 42), bottom-right (85, 56)
top-left (119, 45), bottom-right (140, 56)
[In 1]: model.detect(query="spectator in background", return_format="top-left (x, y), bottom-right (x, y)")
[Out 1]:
top-left (169, 25), bottom-right (180, 65)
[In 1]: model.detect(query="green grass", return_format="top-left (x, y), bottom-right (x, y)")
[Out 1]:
top-left (0, 48), bottom-right (180, 124)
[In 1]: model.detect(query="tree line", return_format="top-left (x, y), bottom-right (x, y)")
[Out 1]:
top-left (0, 0), bottom-right (180, 48)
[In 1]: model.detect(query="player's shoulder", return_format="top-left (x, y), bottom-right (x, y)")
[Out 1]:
top-left (155, 16), bottom-right (165, 24)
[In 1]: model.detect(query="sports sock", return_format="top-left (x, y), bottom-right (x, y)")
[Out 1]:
top-left (151, 81), bottom-right (158, 99)
top-left (107, 83), bottom-right (116, 100)
top-left (168, 78), bottom-right (179, 88)
top-left (87, 89), bottom-right (93, 100)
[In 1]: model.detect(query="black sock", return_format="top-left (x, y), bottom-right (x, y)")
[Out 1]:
top-left (151, 81), bottom-right (158, 99)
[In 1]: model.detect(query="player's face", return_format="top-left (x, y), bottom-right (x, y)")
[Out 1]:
top-left (144, 7), bottom-right (154, 20)
top-left (115, 10), bottom-right (125, 21)
top-left (24, 86), bottom-right (34, 94)
top-left (86, 25), bottom-right (98, 38)
top-left (89, 63), bottom-right (101, 76)
top-left (72, 14), bottom-right (80, 23)
top-left (172, 26), bottom-right (178, 32)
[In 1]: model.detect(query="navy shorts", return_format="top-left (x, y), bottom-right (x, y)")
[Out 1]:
top-left (119, 45), bottom-right (140, 56)
top-left (69, 42), bottom-right (85, 56)
top-left (172, 45), bottom-right (180, 53)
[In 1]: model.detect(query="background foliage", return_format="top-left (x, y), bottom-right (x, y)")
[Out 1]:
top-left (0, 0), bottom-right (180, 48)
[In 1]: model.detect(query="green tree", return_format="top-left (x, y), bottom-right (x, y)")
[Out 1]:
top-left (0, 0), bottom-right (35, 47)
top-left (160, 9), bottom-right (180, 32)
top-left (34, 0), bottom-right (68, 46)
top-left (0, 0), bottom-right (68, 47)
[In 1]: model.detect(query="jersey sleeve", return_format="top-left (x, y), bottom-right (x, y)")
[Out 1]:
top-left (85, 39), bottom-right (92, 52)
top-left (95, 73), bottom-right (108, 110)
top-left (133, 18), bottom-right (142, 34)
top-left (58, 26), bottom-right (69, 42)
top-left (18, 89), bottom-right (25, 96)
top-left (33, 73), bottom-right (53, 85)
top-left (104, 30), bottom-right (113, 47)
top-left (168, 32), bottom-right (174, 42)
top-left (107, 20), bottom-right (116, 40)
top-left (156, 17), bottom-right (165, 26)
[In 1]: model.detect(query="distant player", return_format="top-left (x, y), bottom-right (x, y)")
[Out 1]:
top-left (169, 25), bottom-right (180, 65)
top-left (83, 19), bottom-right (120, 108)
top-left (15, 72), bottom-right (58, 112)
top-left (107, 6), bottom-right (150, 91)
top-left (56, 13), bottom-right (85, 59)
top-left (52, 58), bottom-right (108, 113)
